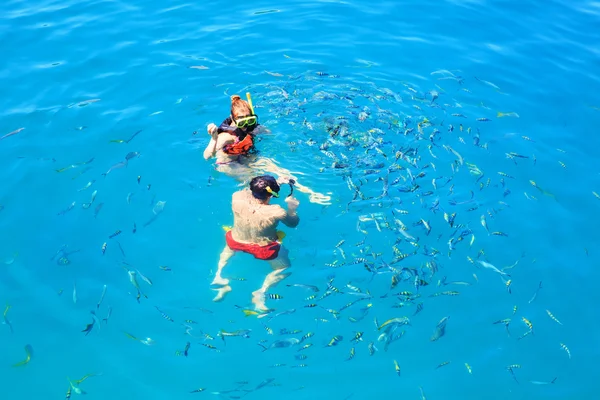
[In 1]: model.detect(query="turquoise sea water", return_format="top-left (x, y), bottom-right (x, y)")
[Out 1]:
top-left (1, 0), bottom-right (600, 398)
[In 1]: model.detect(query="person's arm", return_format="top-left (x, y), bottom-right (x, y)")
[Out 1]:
top-left (277, 197), bottom-right (300, 228)
top-left (203, 124), bottom-right (219, 160)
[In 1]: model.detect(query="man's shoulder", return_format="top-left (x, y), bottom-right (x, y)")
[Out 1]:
top-left (233, 189), bottom-right (249, 200)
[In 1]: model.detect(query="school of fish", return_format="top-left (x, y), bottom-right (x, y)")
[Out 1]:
top-left (1, 68), bottom-right (575, 397)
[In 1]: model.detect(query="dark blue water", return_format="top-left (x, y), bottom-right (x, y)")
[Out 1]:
top-left (1, 0), bottom-right (599, 398)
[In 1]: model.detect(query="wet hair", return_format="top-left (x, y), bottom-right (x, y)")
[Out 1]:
top-left (250, 175), bottom-right (280, 200)
top-left (230, 95), bottom-right (253, 119)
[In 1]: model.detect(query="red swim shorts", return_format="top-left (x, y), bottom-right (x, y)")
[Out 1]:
top-left (225, 230), bottom-right (280, 261)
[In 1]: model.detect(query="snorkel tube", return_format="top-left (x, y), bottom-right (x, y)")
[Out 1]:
top-left (246, 92), bottom-right (255, 115)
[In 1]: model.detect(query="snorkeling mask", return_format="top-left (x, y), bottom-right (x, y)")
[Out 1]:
top-left (234, 115), bottom-right (258, 129)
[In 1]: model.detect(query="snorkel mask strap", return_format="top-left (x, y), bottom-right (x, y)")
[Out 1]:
top-left (246, 92), bottom-right (255, 115)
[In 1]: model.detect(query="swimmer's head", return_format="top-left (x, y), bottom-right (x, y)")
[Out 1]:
top-left (231, 95), bottom-right (258, 133)
top-left (250, 175), bottom-right (280, 201)
top-left (231, 95), bottom-right (252, 119)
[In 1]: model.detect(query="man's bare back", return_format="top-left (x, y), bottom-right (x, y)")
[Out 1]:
top-left (230, 189), bottom-right (299, 246)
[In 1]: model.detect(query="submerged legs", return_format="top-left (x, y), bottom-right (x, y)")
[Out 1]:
top-left (251, 247), bottom-right (291, 312)
top-left (211, 246), bottom-right (234, 302)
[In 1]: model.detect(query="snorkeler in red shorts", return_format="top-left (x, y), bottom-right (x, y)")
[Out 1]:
top-left (211, 175), bottom-right (299, 312)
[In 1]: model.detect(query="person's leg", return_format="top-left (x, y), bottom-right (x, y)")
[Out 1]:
top-left (217, 162), bottom-right (254, 184)
top-left (211, 246), bottom-right (235, 302)
top-left (212, 246), bottom-right (234, 286)
top-left (251, 247), bottom-right (291, 312)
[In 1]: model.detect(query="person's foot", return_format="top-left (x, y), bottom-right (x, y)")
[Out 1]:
top-left (251, 290), bottom-right (270, 313)
top-left (211, 275), bottom-right (230, 287)
top-left (212, 285), bottom-right (232, 302)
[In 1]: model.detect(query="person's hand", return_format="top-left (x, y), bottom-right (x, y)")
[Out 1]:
top-left (285, 196), bottom-right (299, 211)
top-left (207, 123), bottom-right (218, 136)
top-left (276, 175), bottom-right (293, 185)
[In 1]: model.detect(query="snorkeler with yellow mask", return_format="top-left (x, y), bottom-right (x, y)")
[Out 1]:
top-left (203, 93), bottom-right (332, 205)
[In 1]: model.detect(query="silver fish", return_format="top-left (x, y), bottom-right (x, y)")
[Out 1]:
top-left (82, 190), bottom-right (98, 209)
top-left (58, 202), bottom-right (76, 216)
top-left (78, 180), bottom-right (95, 192)
top-left (477, 260), bottom-right (510, 276)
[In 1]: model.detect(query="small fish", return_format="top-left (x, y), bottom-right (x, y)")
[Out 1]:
top-left (58, 202), bottom-right (76, 216)
top-left (477, 260), bottom-right (509, 277)
top-left (78, 180), bottom-right (95, 192)
top-left (393, 360), bottom-right (401, 377)
top-left (529, 180), bottom-right (555, 199)
top-left (546, 309), bottom-right (562, 325)
top-left (528, 281), bottom-right (543, 303)
top-left (97, 285), bottom-right (107, 309)
top-left (81, 320), bottom-right (95, 336)
top-left (72, 284), bottom-right (77, 304)
top-left (560, 343), bottom-right (571, 359)
top-left (1, 127), bottom-right (25, 141)
top-left (522, 317), bottom-right (533, 332)
top-left (436, 361), bottom-right (451, 369)
top-left (368, 342), bottom-right (378, 356)
top-left (497, 112), bottom-right (519, 118)
top-left (101, 242), bottom-right (107, 255)
top-left (351, 332), bottom-right (364, 342)
top-left (507, 365), bottom-right (520, 383)
top-left (189, 388), bottom-right (206, 393)
top-left (136, 269), bottom-right (153, 286)
top-left (179, 342), bottom-right (191, 357)
top-left (82, 190), bottom-right (98, 209)
top-left (480, 215), bottom-right (489, 235)
top-left (325, 335), bottom-right (343, 347)
top-left (3, 303), bottom-right (14, 333)
top-left (108, 230), bottom-right (122, 239)
top-left (155, 306), bottom-right (174, 322)
top-left (476, 118), bottom-right (491, 122)
top-left (102, 161), bottom-right (127, 177)
top-left (465, 363), bottom-right (472, 374)
top-left (200, 343), bottom-right (219, 351)
top-left (430, 316), bottom-right (449, 341)
top-left (12, 344), bottom-right (33, 367)
top-left (297, 344), bottom-right (313, 352)
top-left (529, 378), bottom-right (557, 385)
top-left (94, 202), bottom-right (104, 218)
top-left (346, 347), bottom-right (356, 361)
top-left (286, 283), bottom-right (320, 292)
top-left (125, 151), bottom-right (140, 161)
